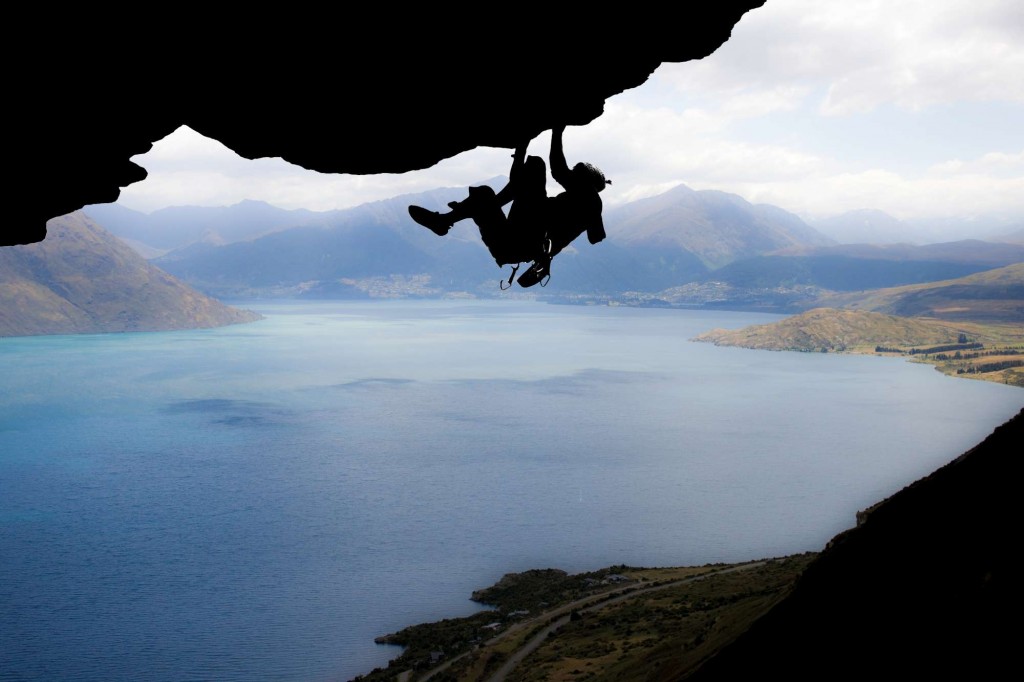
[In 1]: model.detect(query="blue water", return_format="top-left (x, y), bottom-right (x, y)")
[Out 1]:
top-left (1, 300), bottom-right (1020, 681)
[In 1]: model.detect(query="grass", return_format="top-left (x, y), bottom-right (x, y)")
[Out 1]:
top-left (351, 556), bottom-right (817, 681)
top-left (498, 555), bottom-right (816, 682)
top-left (693, 309), bottom-right (1024, 388)
top-left (874, 320), bottom-right (1024, 387)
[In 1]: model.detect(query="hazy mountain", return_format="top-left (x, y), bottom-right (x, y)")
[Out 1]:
top-left (0, 212), bottom-right (261, 337)
top-left (113, 183), bottom-right (1023, 302)
top-left (605, 184), bottom-right (834, 269)
top-left (809, 209), bottom-right (1024, 244)
top-left (701, 254), bottom-right (992, 293)
top-left (905, 214), bottom-right (1024, 243)
top-left (151, 184), bottom-right (510, 297)
top-left (82, 200), bottom-right (324, 253)
top-left (994, 225), bottom-right (1024, 244)
top-left (147, 182), bottom-right (742, 297)
top-left (811, 262), bottom-right (1024, 322)
top-left (773, 239), bottom-right (1024, 267)
top-left (810, 209), bottom-right (917, 244)
top-left (699, 238), bottom-right (1024, 294)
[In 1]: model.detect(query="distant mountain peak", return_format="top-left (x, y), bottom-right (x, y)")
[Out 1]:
top-left (605, 182), bottom-right (833, 269)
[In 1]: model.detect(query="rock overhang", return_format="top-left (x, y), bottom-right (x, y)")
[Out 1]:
top-left (9, 3), bottom-right (766, 246)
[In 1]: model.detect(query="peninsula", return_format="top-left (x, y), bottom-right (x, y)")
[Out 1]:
top-left (692, 307), bottom-right (1024, 387)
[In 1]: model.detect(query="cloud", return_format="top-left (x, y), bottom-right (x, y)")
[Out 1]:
top-left (929, 150), bottom-right (1024, 176)
top-left (659, 0), bottom-right (1024, 115)
top-left (568, 98), bottom-right (827, 207)
top-left (718, 167), bottom-right (1024, 221)
top-left (580, 108), bottom-right (1021, 220)
top-left (119, 126), bottom-right (515, 213)
top-left (112, 0), bottom-right (1023, 230)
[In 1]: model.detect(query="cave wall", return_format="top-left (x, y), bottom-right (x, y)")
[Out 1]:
top-left (10, 3), bottom-right (766, 246)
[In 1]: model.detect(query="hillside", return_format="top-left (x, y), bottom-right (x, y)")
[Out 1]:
top-left (692, 308), bottom-right (968, 352)
top-left (812, 262), bottom-right (1024, 322)
top-left (692, 304), bottom-right (1024, 387)
top-left (698, 253), bottom-right (993, 292)
top-left (0, 212), bottom-right (261, 337)
top-left (630, 261), bottom-right (1023, 320)
top-left (685, 408), bottom-right (1024, 681)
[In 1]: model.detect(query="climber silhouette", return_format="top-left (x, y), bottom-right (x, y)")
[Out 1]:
top-left (408, 124), bottom-right (610, 288)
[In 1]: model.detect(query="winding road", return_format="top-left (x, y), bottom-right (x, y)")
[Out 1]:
top-left (412, 560), bottom-right (769, 682)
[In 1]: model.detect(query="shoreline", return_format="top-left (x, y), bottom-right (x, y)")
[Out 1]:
top-left (691, 309), bottom-right (1024, 388)
top-left (349, 555), bottom-right (817, 682)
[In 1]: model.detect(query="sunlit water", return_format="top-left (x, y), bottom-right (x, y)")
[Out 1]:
top-left (2, 300), bottom-right (1020, 681)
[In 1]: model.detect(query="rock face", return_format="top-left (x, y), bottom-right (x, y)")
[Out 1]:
top-left (0, 212), bottom-right (261, 336)
top-left (687, 409), bottom-right (1022, 681)
top-left (9, 3), bottom-right (766, 245)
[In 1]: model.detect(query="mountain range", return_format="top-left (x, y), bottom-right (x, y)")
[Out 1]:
top-left (78, 184), bottom-right (1020, 306)
top-left (81, 200), bottom-right (326, 255)
top-left (4, 180), bottom-right (1017, 340)
top-left (810, 208), bottom-right (1024, 245)
top-left (812, 262), bottom-right (1024, 322)
top-left (0, 213), bottom-right (261, 337)
top-left (604, 183), bottom-right (834, 268)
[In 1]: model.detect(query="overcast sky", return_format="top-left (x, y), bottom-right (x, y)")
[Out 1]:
top-left (117, 0), bottom-right (1023, 226)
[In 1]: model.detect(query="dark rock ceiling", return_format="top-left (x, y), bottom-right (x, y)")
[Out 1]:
top-left (10, 3), bottom-right (766, 246)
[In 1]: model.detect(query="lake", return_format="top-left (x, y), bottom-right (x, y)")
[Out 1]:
top-left (1, 299), bottom-right (1021, 681)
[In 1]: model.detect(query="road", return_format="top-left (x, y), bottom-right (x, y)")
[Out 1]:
top-left (484, 561), bottom-right (767, 682)
top-left (409, 560), bottom-right (769, 682)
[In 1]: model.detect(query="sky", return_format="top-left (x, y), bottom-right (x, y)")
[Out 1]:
top-left (116, 0), bottom-right (1023, 228)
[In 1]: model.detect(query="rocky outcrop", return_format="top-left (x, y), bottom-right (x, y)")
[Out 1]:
top-left (686, 408), bottom-right (1023, 681)
top-left (9, 4), bottom-right (766, 245)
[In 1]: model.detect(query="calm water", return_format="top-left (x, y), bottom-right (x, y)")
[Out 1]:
top-left (1, 300), bottom-right (1020, 681)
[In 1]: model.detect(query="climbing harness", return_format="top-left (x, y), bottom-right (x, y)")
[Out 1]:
top-left (500, 263), bottom-right (521, 290)
top-left (537, 235), bottom-right (553, 287)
